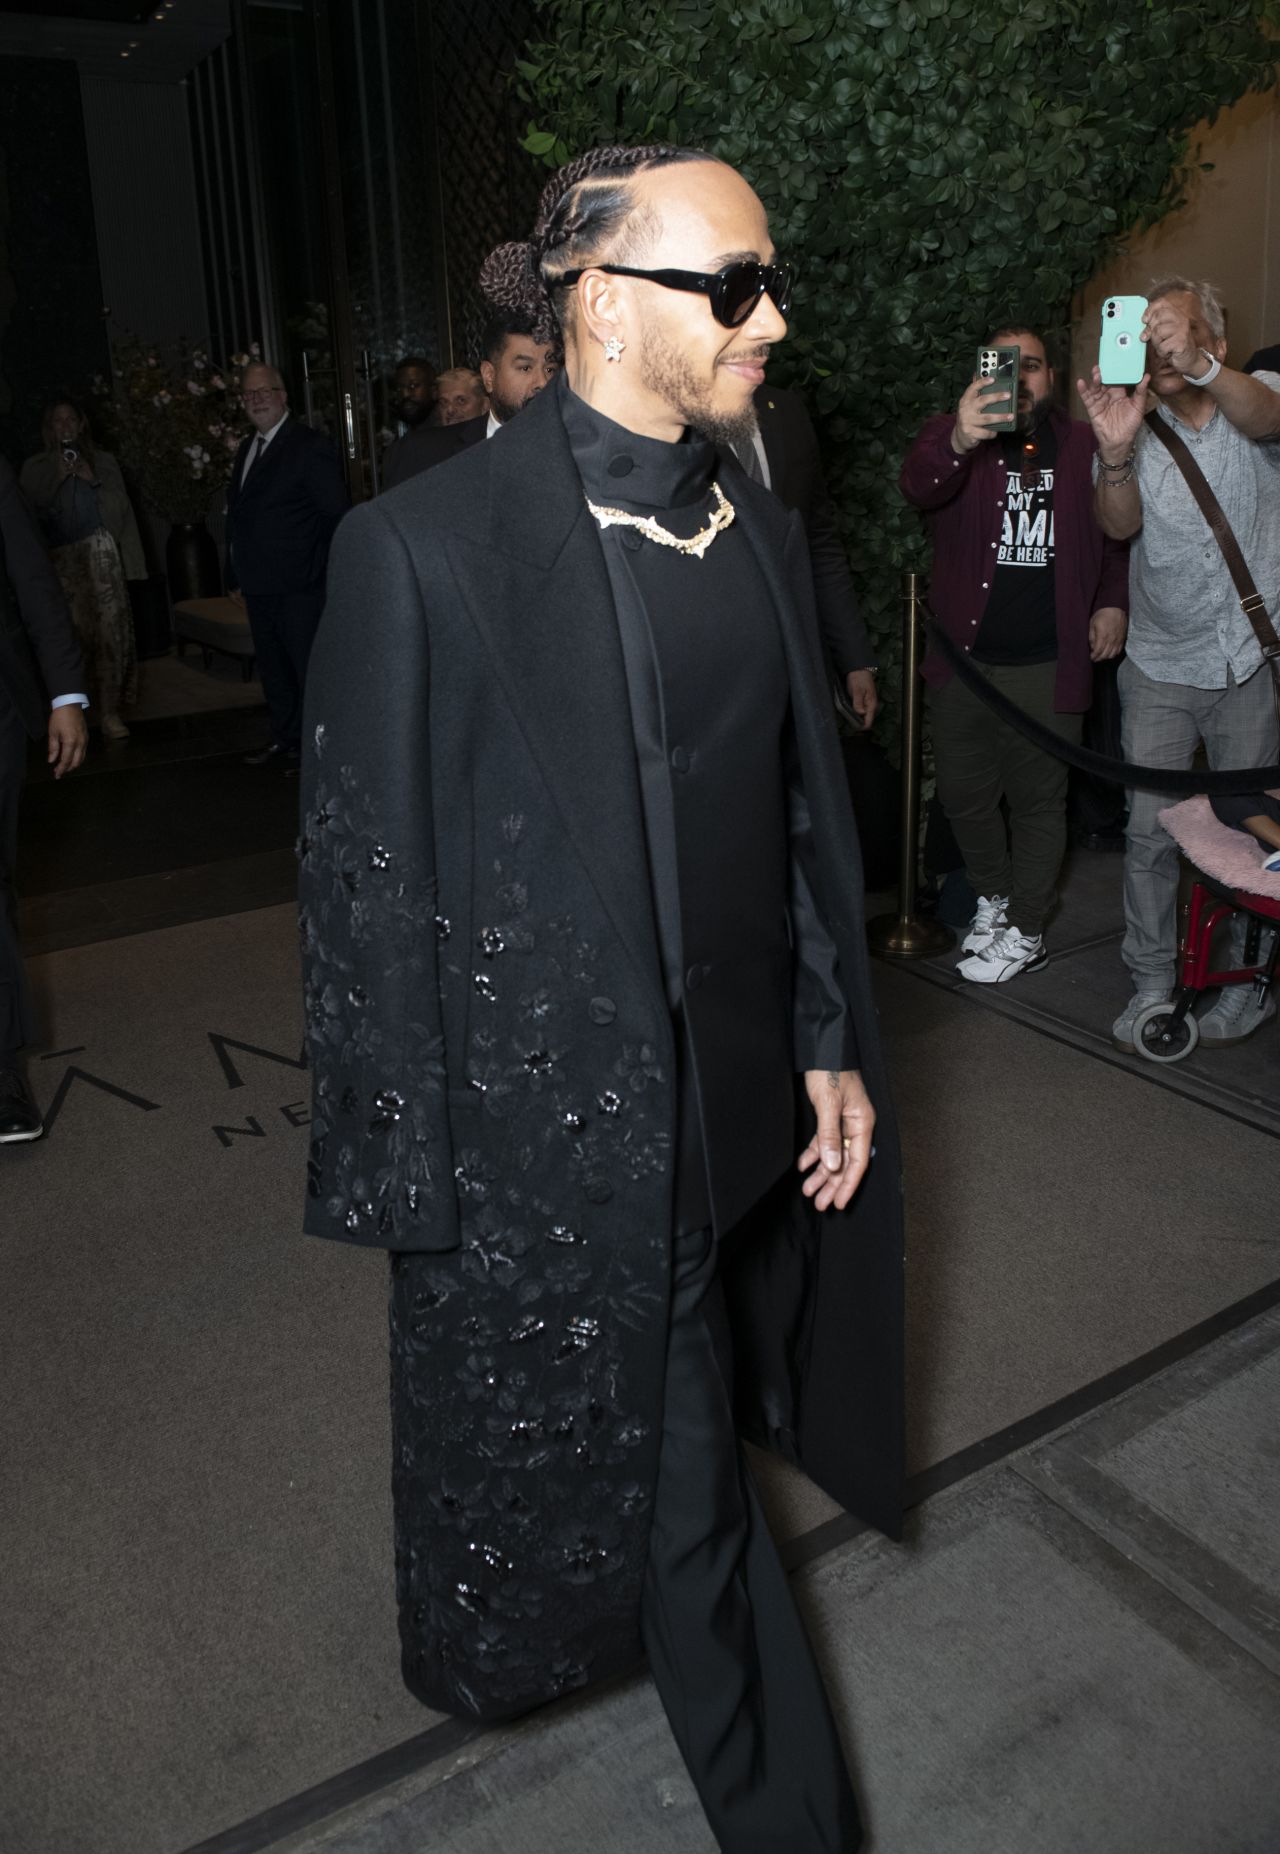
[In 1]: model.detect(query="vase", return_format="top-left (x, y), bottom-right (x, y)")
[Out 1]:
top-left (165, 519), bottom-right (221, 605)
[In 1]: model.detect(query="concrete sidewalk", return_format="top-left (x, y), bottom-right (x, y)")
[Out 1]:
top-left (255, 1307), bottom-right (1280, 1854)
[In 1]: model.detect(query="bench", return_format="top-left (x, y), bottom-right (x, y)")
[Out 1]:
top-left (171, 598), bottom-right (257, 682)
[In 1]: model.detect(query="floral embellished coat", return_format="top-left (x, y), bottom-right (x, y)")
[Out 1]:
top-left (298, 387), bottom-right (903, 1722)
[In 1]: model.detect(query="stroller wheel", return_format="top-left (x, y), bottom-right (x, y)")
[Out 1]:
top-left (1132, 1001), bottom-right (1200, 1064)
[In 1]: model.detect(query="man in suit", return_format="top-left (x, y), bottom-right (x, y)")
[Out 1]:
top-left (300, 145), bottom-right (902, 1850)
top-left (0, 456), bottom-right (88, 1142)
top-left (225, 363), bottom-right (348, 769)
top-left (743, 385), bottom-right (879, 727)
top-left (379, 356), bottom-right (438, 489)
top-left (380, 312), bottom-right (558, 490)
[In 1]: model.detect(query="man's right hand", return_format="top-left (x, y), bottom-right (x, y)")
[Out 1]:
top-left (47, 705), bottom-right (88, 778)
top-left (1076, 364), bottom-right (1150, 462)
top-left (229, 588), bottom-right (245, 608)
top-left (950, 377), bottom-right (1012, 455)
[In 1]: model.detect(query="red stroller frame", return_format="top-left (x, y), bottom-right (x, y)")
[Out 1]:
top-left (1134, 878), bottom-right (1280, 1063)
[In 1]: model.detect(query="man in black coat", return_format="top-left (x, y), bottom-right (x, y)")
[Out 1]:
top-left (745, 384), bottom-right (879, 727)
top-left (225, 363), bottom-right (348, 768)
top-left (0, 456), bottom-right (88, 1141)
top-left (380, 310), bottom-right (559, 491)
top-left (300, 147), bottom-right (902, 1851)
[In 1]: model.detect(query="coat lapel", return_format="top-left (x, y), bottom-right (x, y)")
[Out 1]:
top-left (444, 391), bottom-right (666, 1011)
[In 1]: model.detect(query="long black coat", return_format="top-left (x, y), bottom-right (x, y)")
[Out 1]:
top-left (755, 384), bottom-right (876, 675)
top-left (298, 387), bottom-right (904, 1719)
top-left (0, 456), bottom-right (84, 735)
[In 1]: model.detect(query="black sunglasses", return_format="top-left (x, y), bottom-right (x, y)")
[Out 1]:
top-left (553, 260), bottom-right (793, 328)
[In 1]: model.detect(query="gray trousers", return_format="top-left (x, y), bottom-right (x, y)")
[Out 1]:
top-left (930, 661), bottom-right (1082, 936)
top-left (1118, 656), bottom-right (1280, 988)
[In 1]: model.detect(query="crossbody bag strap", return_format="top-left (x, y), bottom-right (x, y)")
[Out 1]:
top-left (1143, 411), bottom-right (1280, 665)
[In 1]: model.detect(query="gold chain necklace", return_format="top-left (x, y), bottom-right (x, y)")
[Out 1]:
top-left (584, 480), bottom-right (735, 561)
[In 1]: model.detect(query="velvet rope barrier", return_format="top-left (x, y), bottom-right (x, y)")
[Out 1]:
top-left (922, 603), bottom-right (1280, 797)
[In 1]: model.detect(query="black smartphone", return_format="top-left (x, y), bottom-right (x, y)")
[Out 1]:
top-left (975, 344), bottom-right (1020, 434)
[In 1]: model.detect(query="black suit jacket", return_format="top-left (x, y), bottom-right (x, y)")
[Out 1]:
top-left (0, 456), bottom-right (84, 739)
top-left (752, 384), bottom-right (875, 676)
top-left (225, 418), bottom-right (348, 597)
top-left (299, 382), bottom-right (903, 1719)
top-left (380, 415), bottom-right (487, 491)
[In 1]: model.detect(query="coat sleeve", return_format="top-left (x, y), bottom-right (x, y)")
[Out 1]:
top-left (788, 402), bottom-right (876, 677)
top-left (298, 499), bottom-right (460, 1252)
top-left (900, 414), bottom-right (976, 510)
top-left (97, 452), bottom-right (147, 580)
top-left (1092, 532), bottom-right (1130, 614)
top-left (305, 432), bottom-right (351, 550)
top-left (0, 456), bottom-right (84, 702)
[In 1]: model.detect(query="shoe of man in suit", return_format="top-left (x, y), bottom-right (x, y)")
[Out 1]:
top-left (0, 1066), bottom-right (43, 1143)
top-left (243, 743), bottom-right (300, 768)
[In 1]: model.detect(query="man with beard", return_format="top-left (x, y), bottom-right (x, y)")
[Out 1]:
top-left (393, 356), bottom-right (437, 430)
top-left (1080, 277), bottom-right (1280, 1049)
top-left (300, 144), bottom-right (902, 1850)
top-left (381, 314), bottom-right (557, 489)
top-left (902, 325), bottom-right (1129, 983)
top-left (380, 357), bottom-right (437, 485)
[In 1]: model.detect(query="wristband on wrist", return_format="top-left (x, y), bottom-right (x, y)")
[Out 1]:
top-left (1097, 450), bottom-right (1135, 472)
top-left (1182, 350), bottom-right (1223, 387)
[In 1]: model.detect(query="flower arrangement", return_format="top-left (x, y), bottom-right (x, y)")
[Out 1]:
top-left (93, 336), bottom-right (259, 524)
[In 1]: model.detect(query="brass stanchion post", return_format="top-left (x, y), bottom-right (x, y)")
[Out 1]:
top-left (867, 571), bottom-right (956, 959)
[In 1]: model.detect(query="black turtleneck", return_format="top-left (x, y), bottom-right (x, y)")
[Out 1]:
top-left (560, 376), bottom-right (855, 1234)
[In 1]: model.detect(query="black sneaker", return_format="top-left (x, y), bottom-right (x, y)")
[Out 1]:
top-left (0, 1068), bottom-right (43, 1143)
top-left (243, 744), bottom-right (299, 768)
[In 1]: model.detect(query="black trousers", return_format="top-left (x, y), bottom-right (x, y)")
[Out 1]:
top-left (641, 1223), bottom-right (861, 1852)
top-left (244, 586), bottom-right (324, 751)
top-left (0, 689), bottom-right (35, 1057)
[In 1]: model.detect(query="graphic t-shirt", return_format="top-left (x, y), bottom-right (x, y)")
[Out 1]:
top-left (972, 422), bottom-right (1058, 665)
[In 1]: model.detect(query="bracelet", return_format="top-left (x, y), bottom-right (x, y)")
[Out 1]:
top-left (1182, 350), bottom-right (1223, 387)
top-left (1097, 451), bottom-right (1135, 472)
top-left (1099, 468), bottom-right (1135, 489)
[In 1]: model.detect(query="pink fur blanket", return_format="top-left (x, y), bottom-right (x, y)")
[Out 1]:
top-left (1157, 792), bottom-right (1280, 903)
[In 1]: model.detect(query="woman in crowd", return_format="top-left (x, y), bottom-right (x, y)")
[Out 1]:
top-left (21, 399), bottom-right (144, 741)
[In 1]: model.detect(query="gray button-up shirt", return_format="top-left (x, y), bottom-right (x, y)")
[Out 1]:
top-left (1118, 370), bottom-right (1280, 690)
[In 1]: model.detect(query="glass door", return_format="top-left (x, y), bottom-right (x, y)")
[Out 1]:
top-left (236, 0), bottom-right (448, 501)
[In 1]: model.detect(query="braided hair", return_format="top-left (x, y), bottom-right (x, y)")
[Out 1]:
top-left (479, 143), bottom-right (713, 345)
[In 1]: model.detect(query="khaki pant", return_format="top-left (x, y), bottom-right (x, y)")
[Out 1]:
top-left (930, 660), bottom-right (1082, 937)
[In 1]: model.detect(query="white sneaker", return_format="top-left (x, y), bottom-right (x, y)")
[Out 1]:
top-left (1263, 848), bottom-right (1280, 875)
top-left (960, 894), bottom-right (1010, 954)
top-left (1197, 985), bottom-right (1277, 1047)
top-left (1112, 988), bottom-right (1169, 1051)
top-left (957, 925), bottom-right (1046, 984)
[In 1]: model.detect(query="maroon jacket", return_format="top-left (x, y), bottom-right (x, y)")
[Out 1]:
top-left (900, 405), bottom-right (1129, 712)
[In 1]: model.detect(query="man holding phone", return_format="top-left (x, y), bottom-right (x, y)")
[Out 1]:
top-left (902, 325), bottom-right (1128, 982)
top-left (1079, 275), bottom-right (1280, 1049)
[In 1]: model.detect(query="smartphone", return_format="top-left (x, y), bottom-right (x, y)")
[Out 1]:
top-left (1099, 295), bottom-right (1148, 386)
top-left (975, 345), bottom-right (1019, 433)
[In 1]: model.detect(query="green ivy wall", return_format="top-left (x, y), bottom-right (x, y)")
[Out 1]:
top-left (518, 0), bottom-right (1277, 737)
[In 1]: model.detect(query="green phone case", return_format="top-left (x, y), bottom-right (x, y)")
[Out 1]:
top-left (1099, 295), bottom-right (1148, 386)
top-left (976, 345), bottom-right (1019, 433)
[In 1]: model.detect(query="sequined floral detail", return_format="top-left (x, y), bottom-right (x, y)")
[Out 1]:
top-left (298, 766), bottom-right (449, 1244)
top-left (368, 796), bottom-right (679, 1721)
